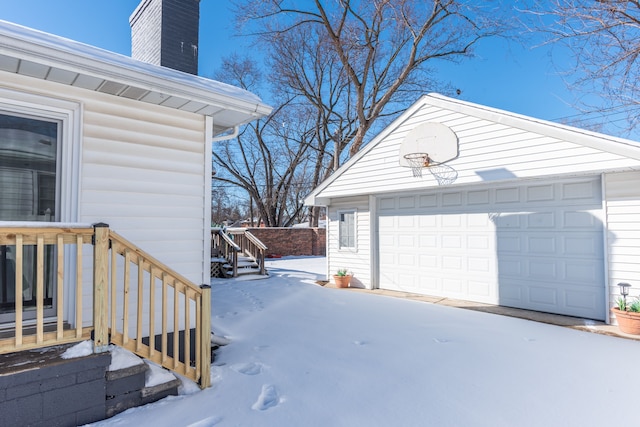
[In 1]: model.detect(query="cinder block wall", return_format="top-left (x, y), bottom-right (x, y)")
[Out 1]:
top-left (0, 350), bottom-right (110, 427)
top-left (130, 0), bottom-right (200, 75)
top-left (246, 228), bottom-right (326, 256)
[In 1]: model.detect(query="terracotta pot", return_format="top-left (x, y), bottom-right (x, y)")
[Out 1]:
top-left (333, 275), bottom-right (351, 288)
top-left (612, 307), bottom-right (640, 335)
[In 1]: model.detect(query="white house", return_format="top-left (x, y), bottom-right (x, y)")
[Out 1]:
top-left (0, 19), bottom-right (271, 334)
top-left (305, 93), bottom-right (640, 323)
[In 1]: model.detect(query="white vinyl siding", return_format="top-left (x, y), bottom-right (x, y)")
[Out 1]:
top-left (0, 72), bottom-right (208, 332)
top-left (81, 96), bottom-right (205, 274)
top-left (316, 103), bottom-right (640, 199)
top-left (604, 171), bottom-right (640, 320)
top-left (328, 198), bottom-right (370, 287)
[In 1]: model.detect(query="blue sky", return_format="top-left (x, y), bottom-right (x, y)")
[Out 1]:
top-left (0, 0), bottom-right (628, 138)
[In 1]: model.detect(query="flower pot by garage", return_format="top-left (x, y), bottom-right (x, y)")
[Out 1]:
top-left (612, 307), bottom-right (640, 335)
top-left (333, 275), bottom-right (351, 288)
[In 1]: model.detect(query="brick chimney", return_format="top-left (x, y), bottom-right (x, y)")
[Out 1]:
top-left (130, 0), bottom-right (200, 75)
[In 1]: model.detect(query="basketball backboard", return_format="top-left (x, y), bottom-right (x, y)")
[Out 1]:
top-left (398, 122), bottom-right (458, 167)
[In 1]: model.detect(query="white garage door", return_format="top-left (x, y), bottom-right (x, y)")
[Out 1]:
top-left (377, 177), bottom-right (605, 320)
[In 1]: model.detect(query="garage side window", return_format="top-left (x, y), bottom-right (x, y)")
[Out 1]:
top-left (338, 210), bottom-right (356, 249)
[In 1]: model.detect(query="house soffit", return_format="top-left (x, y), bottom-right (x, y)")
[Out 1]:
top-left (0, 20), bottom-right (272, 136)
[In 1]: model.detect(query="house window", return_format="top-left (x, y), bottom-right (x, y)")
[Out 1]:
top-left (338, 210), bottom-right (356, 249)
top-left (0, 88), bottom-right (81, 325)
top-left (0, 113), bottom-right (60, 319)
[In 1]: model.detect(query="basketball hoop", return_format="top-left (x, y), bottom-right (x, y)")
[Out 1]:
top-left (403, 153), bottom-right (430, 178)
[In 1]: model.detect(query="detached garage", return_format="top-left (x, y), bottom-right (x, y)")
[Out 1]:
top-left (305, 94), bottom-right (640, 323)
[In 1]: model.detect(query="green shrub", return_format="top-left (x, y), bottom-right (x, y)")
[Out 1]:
top-left (629, 299), bottom-right (640, 313)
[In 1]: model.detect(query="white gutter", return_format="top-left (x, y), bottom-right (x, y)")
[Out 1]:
top-left (211, 125), bottom-right (239, 142)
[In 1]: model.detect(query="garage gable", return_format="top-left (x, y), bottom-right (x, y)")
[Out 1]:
top-left (306, 94), bottom-right (640, 205)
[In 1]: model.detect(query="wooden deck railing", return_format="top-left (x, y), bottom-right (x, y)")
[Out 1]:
top-left (211, 227), bottom-right (240, 277)
top-left (0, 223), bottom-right (211, 389)
top-left (229, 230), bottom-right (267, 275)
top-left (211, 228), bottom-right (267, 276)
top-left (0, 224), bottom-right (94, 352)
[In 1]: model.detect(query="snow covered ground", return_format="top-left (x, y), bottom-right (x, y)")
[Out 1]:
top-left (88, 256), bottom-right (640, 427)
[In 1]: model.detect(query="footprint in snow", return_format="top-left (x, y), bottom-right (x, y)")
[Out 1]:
top-left (353, 340), bottom-right (368, 345)
top-left (252, 384), bottom-right (280, 411)
top-left (433, 338), bottom-right (450, 343)
top-left (231, 362), bottom-right (264, 376)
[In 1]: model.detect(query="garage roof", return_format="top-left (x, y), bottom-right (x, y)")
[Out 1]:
top-left (0, 20), bottom-right (272, 136)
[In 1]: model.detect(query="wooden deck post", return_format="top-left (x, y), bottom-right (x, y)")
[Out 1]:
top-left (199, 284), bottom-right (212, 388)
top-left (93, 223), bottom-right (110, 353)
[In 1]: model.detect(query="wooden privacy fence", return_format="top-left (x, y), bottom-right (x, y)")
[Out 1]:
top-left (0, 223), bottom-right (211, 388)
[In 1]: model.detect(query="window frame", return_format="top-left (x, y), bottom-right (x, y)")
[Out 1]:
top-left (0, 88), bottom-right (82, 224)
top-left (0, 88), bottom-right (82, 326)
top-left (337, 209), bottom-right (356, 251)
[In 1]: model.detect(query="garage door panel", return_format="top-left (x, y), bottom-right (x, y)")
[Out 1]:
top-left (377, 177), bottom-right (605, 319)
top-left (564, 234), bottom-right (601, 256)
top-left (469, 280), bottom-right (492, 297)
top-left (496, 187), bottom-right (520, 203)
top-left (528, 236), bottom-right (556, 254)
top-left (419, 235), bottom-right (437, 247)
top-left (398, 216), bottom-right (416, 228)
top-left (527, 212), bottom-right (556, 228)
top-left (442, 215), bottom-right (462, 227)
top-left (419, 276), bottom-right (440, 291)
top-left (468, 190), bottom-right (490, 205)
top-left (442, 235), bottom-right (463, 248)
top-left (565, 261), bottom-right (602, 284)
top-left (442, 192), bottom-right (462, 206)
top-left (529, 260), bottom-right (557, 278)
top-left (501, 279), bottom-right (604, 319)
top-left (529, 286), bottom-right (558, 306)
top-left (419, 194), bottom-right (437, 207)
top-left (442, 256), bottom-right (463, 270)
top-left (526, 184), bottom-right (555, 201)
top-left (563, 210), bottom-right (599, 227)
top-left (562, 180), bottom-right (600, 200)
top-left (443, 278), bottom-right (464, 293)
top-left (497, 236), bottom-right (521, 252)
top-left (565, 290), bottom-right (599, 312)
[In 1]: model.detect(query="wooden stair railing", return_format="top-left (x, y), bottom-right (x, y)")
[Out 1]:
top-left (0, 223), bottom-right (211, 389)
top-left (229, 230), bottom-right (267, 276)
top-left (211, 228), bottom-right (267, 277)
top-left (211, 227), bottom-right (240, 277)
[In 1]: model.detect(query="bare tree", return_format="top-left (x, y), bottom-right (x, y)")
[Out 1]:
top-left (234, 0), bottom-right (507, 158)
top-left (212, 55), bottom-right (321, 226)
top-left (524, 0), bottom-right (640, 132)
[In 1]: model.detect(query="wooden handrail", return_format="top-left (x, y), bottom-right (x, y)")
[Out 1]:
top-left (242, 231), bottom-right (267, 275)
top-left (211, 228), bottom-right (240, 277)
top-left (0, 224), bottom-right (211, 389)
top-left (224, 228), bottom-right (268, 276)
top-left (107, 229), bottom-right (210, 388)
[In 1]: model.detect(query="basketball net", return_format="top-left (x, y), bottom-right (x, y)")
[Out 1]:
top-left (403, 153), bottom-right (429, 178)
top-left (404, 152), bottom-right (458, 185)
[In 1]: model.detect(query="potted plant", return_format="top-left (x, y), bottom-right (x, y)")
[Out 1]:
top-left (333, 268), bottom-right (352, 288)
top-left (612, 297), bottom-right (640, 335)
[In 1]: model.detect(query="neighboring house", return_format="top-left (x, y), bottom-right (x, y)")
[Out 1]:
top-left (0, 17), bottom-right (271, 425)
top-left (305, 93), bottom-right (640, 324)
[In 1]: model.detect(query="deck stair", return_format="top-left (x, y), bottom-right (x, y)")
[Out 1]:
top-left (211, 227), bottom-right (268, 278)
